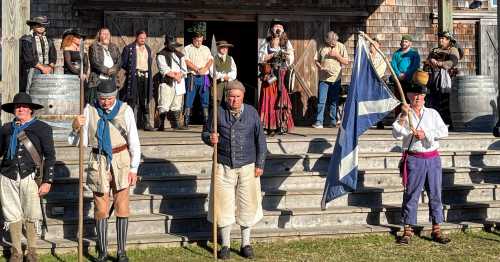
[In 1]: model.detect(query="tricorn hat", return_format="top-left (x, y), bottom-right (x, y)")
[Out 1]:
top-left (62, 28), bottom-right (85, 39)
top-left (164, 34), bottom-right (183, 50)
top-left (270, 18), bottom-right (287, 31)
top-left (216, 40), bottom-right (234, 48)
top-left (438, 31), bottom-right (457, 44)
top-left (1, 93), bottom-right (44, 114)
top-left (26, 16), bottom-right (49, 26)
top-left (187, 22), bottom-right (207, 38)
top-left (96, 80), bottom-right (118, 97)
top-left (406, 84), bottom-right (428, 94)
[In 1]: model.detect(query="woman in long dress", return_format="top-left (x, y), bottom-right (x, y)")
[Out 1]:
top-left (258, 19), bottom-right (295, 136)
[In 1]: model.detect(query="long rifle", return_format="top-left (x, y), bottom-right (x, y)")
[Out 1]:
top-left (359, 31), bottom-right (413, 128)
top-left (210, 34), bottom-right (218, 259)
top-left (78, 38), bottom-right (85, 262)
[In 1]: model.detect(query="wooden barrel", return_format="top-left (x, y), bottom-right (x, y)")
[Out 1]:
top-left (29, 74), bottom-right (80, 135)
top-left (450, 75), bottom-right (498, 131)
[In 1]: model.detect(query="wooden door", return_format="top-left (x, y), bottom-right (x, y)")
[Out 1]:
top-left (479, 19), bottom-right (498, 85)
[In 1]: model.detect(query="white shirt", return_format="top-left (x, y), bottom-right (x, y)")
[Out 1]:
top-left (157, 52), bottom-right (187, 95)
top-left (184, 44), bottom-right (213, 75)
top-left (100, 44), bottom-right (114, 80)
top-left (258, 40), bottom-right (295, 65)
top-left (392, 106), bottom-right (448, 153)
top-left (215, 53), bottom-right (237, 81)
top-left (68, 101), bottom-right (141, 172)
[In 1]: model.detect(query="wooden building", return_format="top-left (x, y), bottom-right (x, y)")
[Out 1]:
top-left (1, 0), bottom-right (498, 125)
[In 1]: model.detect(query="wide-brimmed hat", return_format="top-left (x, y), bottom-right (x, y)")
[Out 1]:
top-left (96, 80), bottom-right (118, 97)
top-left (270, 18), bottom-right (287, 31)
top-left (164, 34), bottom-right (183, 49)
top-left (438, 31), bottom-right (457, 44)
top-left (216, 40), bottom-right (234, 48)
top-left (1, 93), bottom-right (44, 114)
top-left (26, 16), bottom-right (49, 26)
top-left (62, 28), bottom-right (85, 39)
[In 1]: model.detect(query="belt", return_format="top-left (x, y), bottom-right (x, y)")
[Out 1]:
top-left (136, 70), bottom-right (148, 78)
top-left (92, 144), bottom-right (128, 155)
top-left (407, 150), bottom-right (439, 159)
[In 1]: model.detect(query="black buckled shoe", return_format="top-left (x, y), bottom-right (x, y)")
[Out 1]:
top-left (218, 246), bottom-right (230, 260)
top-left (240, 245), bottom-right (255, 259)
top-left (95, 254), bottom-right (108, 262)
top-left (117, 251), bottom-right (129, 262)
top-left (431, 232), bottom-right (451, 244)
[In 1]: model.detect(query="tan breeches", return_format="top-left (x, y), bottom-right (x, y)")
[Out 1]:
top-left (208, 163), bottom-right (263, 227)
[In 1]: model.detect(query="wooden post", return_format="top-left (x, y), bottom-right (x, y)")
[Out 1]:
top-left (438, 0), bottom-right (454, 33)
top-left (1, 0), bottom-right (30, 123)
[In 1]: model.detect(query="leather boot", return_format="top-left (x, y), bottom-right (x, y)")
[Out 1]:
top-left (184, 108), bottom-right (191, 129)
top-left (8, 222), bottom-right (23, 262)
top-left (158, 112), bottom-right (167, 131)
top-left (143, 114), bottom-right (157, 131)
top-left (202, 108), bottom-right (209, 126)
top-left (173, 111), bottom-right (187, 130)
top-left (25, 222), bottom-right (38, 262)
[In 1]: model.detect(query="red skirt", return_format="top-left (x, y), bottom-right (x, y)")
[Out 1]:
top-left (258, 69), bottom-right (294, 133)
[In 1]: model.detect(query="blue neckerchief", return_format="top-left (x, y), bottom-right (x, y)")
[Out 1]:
top-left (95, 100), bottom-right (123, 164)
top-left (7, 118), bottom-right (36, 160)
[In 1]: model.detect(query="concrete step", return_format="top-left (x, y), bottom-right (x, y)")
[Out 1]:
top-left (49, 166), bottom-right (500, 195)
top-left (30, 221), bottom-right (489, 254)
top-left (44, 183), bottom-right (500, 223)
top-left (52, 150), bottom-right (500, 179)
top-left (40, 201), bottom-right (500, 240)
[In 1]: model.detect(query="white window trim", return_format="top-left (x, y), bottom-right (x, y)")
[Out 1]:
top-left (491, 0), bottom-right (497, 8)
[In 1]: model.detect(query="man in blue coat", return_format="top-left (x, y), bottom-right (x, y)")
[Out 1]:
top-left (120, 30), bottom-right (155, 131)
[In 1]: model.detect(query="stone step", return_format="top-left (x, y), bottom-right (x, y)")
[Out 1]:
top-left (30, 221), bottom-right (488, 254)
top-left (40, 201), bottom-right (500, 239)
top-left (53, 129), bottom-right (500, 161)
top-left (44, 183), bottom-right (500, 221)
top-left (52, 150), bottom-right (500, 178)
top-left (49, 166), bottom-right (500, 195)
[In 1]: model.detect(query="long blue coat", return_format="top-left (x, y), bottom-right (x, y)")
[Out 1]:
top-left (119, 43), bottom-right (154, 106)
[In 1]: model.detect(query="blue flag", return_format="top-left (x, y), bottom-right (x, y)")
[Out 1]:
top-left (321, 37), bottom-right (400, 209)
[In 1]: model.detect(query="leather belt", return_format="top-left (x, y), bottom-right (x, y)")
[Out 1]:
top-left (92, 144), bottom-right (128, 155)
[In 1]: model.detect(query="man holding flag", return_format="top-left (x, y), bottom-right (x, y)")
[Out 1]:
top-left (392, 85), bottom-right (450, 245)
top-left (321, 35), bottom-right (399, 208)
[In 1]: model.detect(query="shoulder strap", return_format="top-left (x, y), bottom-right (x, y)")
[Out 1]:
top-left (110, 119), bottom-right (128, 143)
top-left (17, 130), bottom-right (42, 167)
top-left (406, 110), bottom-right (425, 150)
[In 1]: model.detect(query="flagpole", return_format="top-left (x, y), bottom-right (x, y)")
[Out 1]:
top-left (359, 31), bottom-right (413, 128)
top-left (78, 38), bottom-right (85, 262)
top-left (210, 34), bottom-right (218, 260)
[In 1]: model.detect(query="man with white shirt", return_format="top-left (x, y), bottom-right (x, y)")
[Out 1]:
top-left (184, 22), bottom-right (213, 127)
top-left (214, 40), bottom-right (237, 105)
top-left (392, 85), bottom-right (450, 245)
top-left (157, 35), bottom-right (188, 130)
top-left (70, 80), bottom-right (141, 262)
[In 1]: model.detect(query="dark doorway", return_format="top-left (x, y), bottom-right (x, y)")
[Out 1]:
top-left (184, 20), bottom-right (258, 106)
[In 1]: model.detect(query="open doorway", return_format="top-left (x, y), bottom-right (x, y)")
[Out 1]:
top-left (184, 20), bottom-right (258, 106)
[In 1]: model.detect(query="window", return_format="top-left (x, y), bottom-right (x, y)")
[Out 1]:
top-left (492, 0), bottom-right (497, 7)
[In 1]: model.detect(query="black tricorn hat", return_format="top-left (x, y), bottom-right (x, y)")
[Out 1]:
top-left (407, 84), bottom-right (428, 94)
top-left (96, 80), bottom-right (118, 97)
top-left (1, 93), bottom-right (44, 114)
top-left (26, 16), bottom-right (49, 26)
top-left (270, 18), bottom-right (287, 31)
top-left (164, 34), bottom-right (183, 49)
top-left (62, 28), bottom-right (85, 39)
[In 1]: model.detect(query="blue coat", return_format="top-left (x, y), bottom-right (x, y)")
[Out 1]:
top-left (119, 43), bottom-right (154, 105)
top-left (202, 104), bottom-right (267, 169)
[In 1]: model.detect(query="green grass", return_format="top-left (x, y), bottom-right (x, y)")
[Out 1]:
top-left (6, 231), bottom-right (500, 261)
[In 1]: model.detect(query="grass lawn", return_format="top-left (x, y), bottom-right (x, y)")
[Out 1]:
top-left (6, 230), bottom-right (500, 261)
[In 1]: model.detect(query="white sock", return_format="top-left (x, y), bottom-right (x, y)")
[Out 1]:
top-left (241, 226), bottom-right (251, 247)
top-left (220, 225), bottom-right (232, 248)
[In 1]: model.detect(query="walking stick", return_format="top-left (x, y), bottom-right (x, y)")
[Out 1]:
top-left (359, 31), bottom-right (414, 129)
top-left (78, 39), bottom-right (85, 262)
top-left (211, 72), bottom-right (218, 259)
